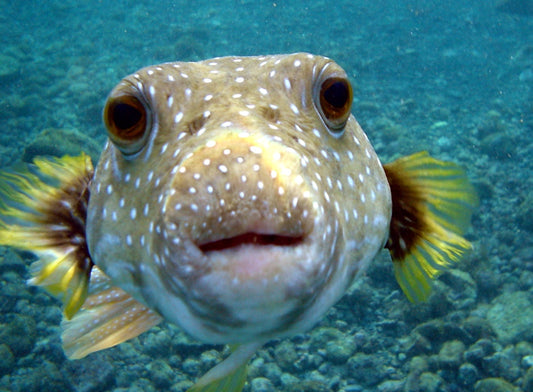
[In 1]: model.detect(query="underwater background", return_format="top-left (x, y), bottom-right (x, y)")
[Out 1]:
top-left (0, 0), bottom-right (532, 391)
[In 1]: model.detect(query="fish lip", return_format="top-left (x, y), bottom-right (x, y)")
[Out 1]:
top-left (197, 232), bottom-right (306, 253)
top-left (186, 206), bottom-right (313, 255)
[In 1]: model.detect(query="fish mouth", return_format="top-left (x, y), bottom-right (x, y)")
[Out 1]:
top-left (198, 232), bottom-right (305, 253)
top-left (191, 226), bottom-right (315, 287)
top-left (191, 207), bottom-right (311, 257)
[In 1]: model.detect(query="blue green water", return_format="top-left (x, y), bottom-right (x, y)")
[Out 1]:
top-left (0, 1), bottom-right (532, 391)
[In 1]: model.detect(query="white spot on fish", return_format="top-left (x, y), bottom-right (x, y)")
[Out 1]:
top-left (290, 104), bottom-right (299, 115)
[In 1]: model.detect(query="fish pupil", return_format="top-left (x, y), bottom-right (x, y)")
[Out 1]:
top-left (323, 81), bottom-right (349, 108)
top-left (318, 76), bottom-right (352, 133)
top-left (113, 103), bottom-right (142, 130)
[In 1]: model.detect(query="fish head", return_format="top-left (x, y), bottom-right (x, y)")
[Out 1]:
top-left (87, 53), bottom-right (391, 343)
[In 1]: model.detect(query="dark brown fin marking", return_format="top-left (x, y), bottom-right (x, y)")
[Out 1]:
top-left (383, 152), bottom-right (478, 302)
top-left (385, 161), bottom-right (427, 262)
top-left (0, 154), bottom-right (94, 318)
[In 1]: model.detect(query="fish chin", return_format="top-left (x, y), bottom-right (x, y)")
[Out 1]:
top-left (162, 204), bottom-right (323, 291)
top-left (155, 186), bottom-right (339, 342)
top-left (159, 217), bottom-right (334, 343)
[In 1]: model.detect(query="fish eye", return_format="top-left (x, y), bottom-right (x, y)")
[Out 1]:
top-left (317, 76), bottom-right (353, 135)
top-left (104, 93), bottom-right (151, 156)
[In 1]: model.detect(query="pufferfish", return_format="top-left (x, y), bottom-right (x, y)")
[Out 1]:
top-left (0, 53), bottom-right (476, 391)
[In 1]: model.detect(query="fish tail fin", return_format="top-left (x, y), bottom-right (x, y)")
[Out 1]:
top-left (383, 151), bottom-right (478, 302)
top-left (62, 266), bottom-right (162, 359)
top-left (0, 154), bottom-right (94, 318)
top-left (187, 343), bottom-right (261, 392)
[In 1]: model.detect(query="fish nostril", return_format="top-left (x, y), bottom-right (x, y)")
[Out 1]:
top-left (259, 106), bottom-right (280, 123)
top-left (187, 115), bottom-right (208, 134)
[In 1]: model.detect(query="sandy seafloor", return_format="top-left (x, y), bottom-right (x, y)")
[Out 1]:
top-left (0, 0), bottom-right (532, 391)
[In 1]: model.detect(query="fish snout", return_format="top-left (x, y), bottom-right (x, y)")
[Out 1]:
top-left (155, 133), bottom-right (341, 339)
top-left (163, 133), bottom-right (317, 253)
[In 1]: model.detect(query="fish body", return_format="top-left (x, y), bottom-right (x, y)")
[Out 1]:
top-left (89, 53), bottom-right (390, 344)
top-left (0, 53), bottom-right (477, 391)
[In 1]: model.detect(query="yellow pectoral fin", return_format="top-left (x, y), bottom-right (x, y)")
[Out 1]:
top-left (383, 151), bottom-right (478, 302)
top-left (61, 266), bottom-right (162, 359)
top-left (0, 154), bottom-right (95, 318)
top-left (187, 342), bottom-right (262, 392)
